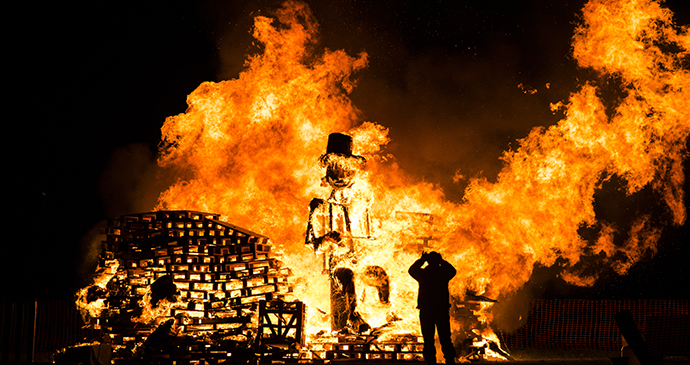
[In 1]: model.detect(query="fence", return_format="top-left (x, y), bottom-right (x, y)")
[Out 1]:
top-left (1, 299), bottom-right (86, 363)
top-left (502, 298), bottom-right (690, 357)
top-left (2, 298), bottom-right (688, 362)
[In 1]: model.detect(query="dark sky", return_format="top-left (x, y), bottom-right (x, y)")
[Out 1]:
top-left (4, 0), bottom-right (690, 299)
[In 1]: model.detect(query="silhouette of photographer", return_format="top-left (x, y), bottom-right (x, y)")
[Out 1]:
top-left (409, 251), bottom-right (457, 365)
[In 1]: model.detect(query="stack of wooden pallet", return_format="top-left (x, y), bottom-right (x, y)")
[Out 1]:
top-left (307, 335), bottom-right (424, 361)
top-left (91, 210), bottom-right (297, 363)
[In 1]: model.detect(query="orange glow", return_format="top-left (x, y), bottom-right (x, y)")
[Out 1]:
top-left (151, 0), bottom-right (689, 355)
top-left (76, 259), bottom-right (119, 321)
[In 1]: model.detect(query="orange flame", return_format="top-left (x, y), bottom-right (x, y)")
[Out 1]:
top-left (155, 0), bottom-right (689, 342)
top-left (76, 259), bottom-right (119, 321)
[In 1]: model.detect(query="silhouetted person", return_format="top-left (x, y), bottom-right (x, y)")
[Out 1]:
top-left (409, 251), bottom-right (457, 365)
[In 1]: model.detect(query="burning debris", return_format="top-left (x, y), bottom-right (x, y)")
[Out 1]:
top-left (453, 294), bottom-right (513, 362)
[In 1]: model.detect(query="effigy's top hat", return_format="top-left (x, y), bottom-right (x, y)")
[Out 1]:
top-left (326, 133), bottom-right (355, 156)
top-left (319, 133), bottom-right (366, 165)
top-left (319, 133), bottom-right (367, 189)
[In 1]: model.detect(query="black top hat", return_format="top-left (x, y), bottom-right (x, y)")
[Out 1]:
top-left (319, 133), bottom-right (366, 165)
top-left (326, 133), bottom-right (354, 156)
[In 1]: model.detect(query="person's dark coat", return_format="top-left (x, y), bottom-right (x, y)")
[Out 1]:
top-left (408, 253), bottom-right (456, 309)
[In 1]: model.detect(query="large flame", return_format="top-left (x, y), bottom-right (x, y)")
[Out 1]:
top-left (155, 0), bottom-right (689, 342)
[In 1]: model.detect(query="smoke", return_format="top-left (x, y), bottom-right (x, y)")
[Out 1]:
top-left (352, 52), bottom-right (568, 202)
top-left (78, 223), bottom-right (106, 283)
top-left (74, 143), bottom-right (173, 283)
top-left (99, 143), bottom-right (175, 218)
top-left (491, 282), bottom-right (535, 333)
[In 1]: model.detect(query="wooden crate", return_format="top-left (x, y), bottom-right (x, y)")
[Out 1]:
top-left (258, 300), bottom-right (305, 348)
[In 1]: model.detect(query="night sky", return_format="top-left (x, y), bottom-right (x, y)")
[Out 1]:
top-left (4, 0), bottom-right (690, 300)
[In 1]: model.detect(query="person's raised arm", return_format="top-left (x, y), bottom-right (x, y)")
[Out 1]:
top-left (408, 253), bottom-right (428, 280)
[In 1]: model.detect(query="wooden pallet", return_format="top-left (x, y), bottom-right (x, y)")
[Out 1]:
top-left (258, 299), bottom-right (305, 347)
top-left (102, 211), bottom-right (270, 254)
top-left (308, 338), bottom-right (424, 362)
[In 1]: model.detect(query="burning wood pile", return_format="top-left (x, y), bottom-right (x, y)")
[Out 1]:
top-left (68, 209), bottom-right (433, 364)
top-left (73, 210), bottom-right (300, 364)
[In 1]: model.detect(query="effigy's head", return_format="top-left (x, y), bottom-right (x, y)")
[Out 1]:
top-left (319, 133), bottom-right (366, 189)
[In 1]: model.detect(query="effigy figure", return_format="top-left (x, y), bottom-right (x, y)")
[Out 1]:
top-left (305, 132), bottom-right (389, 333)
